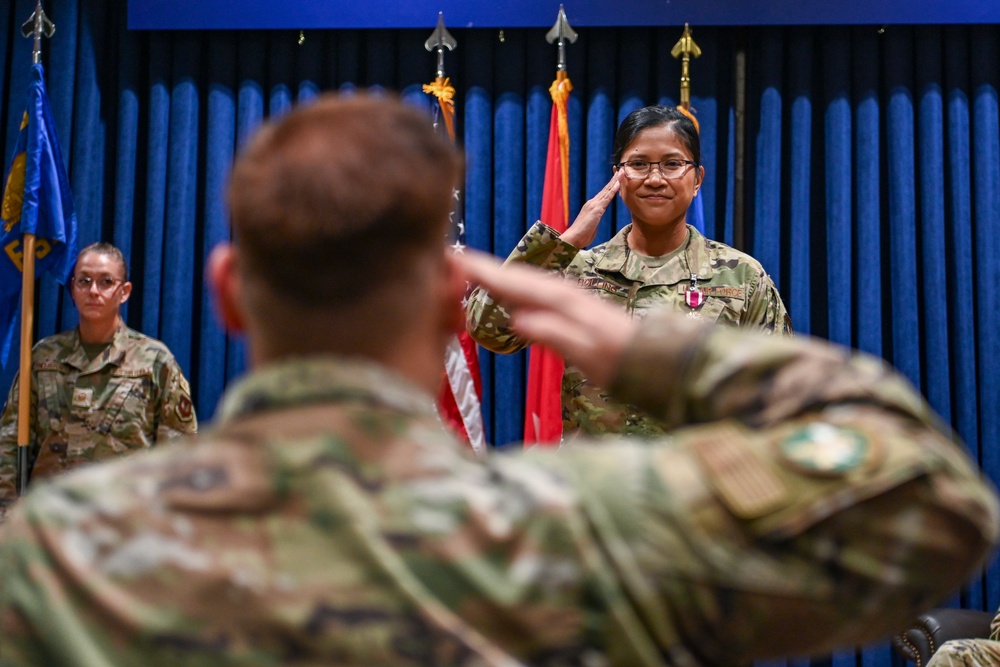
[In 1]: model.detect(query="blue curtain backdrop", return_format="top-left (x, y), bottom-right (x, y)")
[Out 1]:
top-left (1, 1), bottom-right (999, 664)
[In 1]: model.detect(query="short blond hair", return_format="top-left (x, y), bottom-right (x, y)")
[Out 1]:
top-left (76, 242), bottom-right (128, 282)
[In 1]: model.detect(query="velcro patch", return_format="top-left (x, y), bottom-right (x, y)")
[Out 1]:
top-left (176, 395), bottom-right (194, 422)
top-left (35, 361), bottom-right (68, 372)
top-left (778, 423), bottom-right (872, 477)
top-left (695, 424), bottom-right (790, 519)
top-left (72, 387), bottom-right (93, 410)
top-left (577, 277), bottom-right (630, 297)
top-left (679, 284), bottom-right (745, 299)
top-left (113, 367), bottom-right (153, 378)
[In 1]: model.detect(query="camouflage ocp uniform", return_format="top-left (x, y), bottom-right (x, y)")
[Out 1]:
top-left (925, 610), bottom-right (1000, 666)
top-left (0, 312), bottom-right (996, 667)
top-left (0, 322), bottom-right (196, 520)
top-left (467, 221), bottom-right (792, 437)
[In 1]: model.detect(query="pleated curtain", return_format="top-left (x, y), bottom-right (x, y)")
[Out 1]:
top-left (2, 2), bottom-right (999, 664)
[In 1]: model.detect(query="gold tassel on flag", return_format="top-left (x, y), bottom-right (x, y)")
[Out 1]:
top-left (422, 76), bottom-right (456, 142)
top-left (549, 71), bottom-right (573, 224)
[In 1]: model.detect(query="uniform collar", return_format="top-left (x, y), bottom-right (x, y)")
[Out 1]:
top-left (593, 224), bottom-right (715, 285)
top-left (61, 321), bottom-right (130, 372)
top-left (216, 356), bottom-right (439, 425)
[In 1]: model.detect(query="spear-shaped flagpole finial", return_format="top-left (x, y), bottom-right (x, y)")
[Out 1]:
top-left (424, 12), bottom-right (457, 79)
top-left (545, 5), bottom-right (578, 72)
top-left (670, 23), bottom-right (702, 110)
top-left (423, 13), bottom-right (458, 141)
top-left (21, 0), bottom-right (56, 65)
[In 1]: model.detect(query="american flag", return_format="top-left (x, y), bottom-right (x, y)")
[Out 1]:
top-left (424, 76), bottom-right (487, 456)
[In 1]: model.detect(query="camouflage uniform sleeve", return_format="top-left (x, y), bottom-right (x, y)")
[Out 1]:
top-left (567, 311), bottom-right (1000, 662)
top-left (925, 637), bottom-right (1000, 666)
top-left (610, 309), bottom-right (930, 431)
top-left (0, 374), bottom-right (33, 523)
top-left (466, 221), bottom-right (582, 354)
top-left (0, 511), bottom-right (50, 664)
top-left (743, 270), bottom-right (793, 335)
top-left (154, 358), bottom-right (197, 441)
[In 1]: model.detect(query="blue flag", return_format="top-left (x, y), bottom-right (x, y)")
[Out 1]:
top-left (0, 63), bottom-right (78, 369)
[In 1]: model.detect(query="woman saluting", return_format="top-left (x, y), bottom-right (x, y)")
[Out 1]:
top-left (467, 105), bottom-right (792, 439)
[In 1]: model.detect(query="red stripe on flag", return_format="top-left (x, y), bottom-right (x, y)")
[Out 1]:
top-left (439, 329), bottom-right (486, 455)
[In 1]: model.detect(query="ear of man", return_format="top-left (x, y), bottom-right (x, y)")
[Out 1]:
top-left (207, 243), bottom-right (246, 335)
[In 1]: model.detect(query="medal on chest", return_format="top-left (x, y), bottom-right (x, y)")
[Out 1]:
top-left (685, 273), bottom-right (705, 309)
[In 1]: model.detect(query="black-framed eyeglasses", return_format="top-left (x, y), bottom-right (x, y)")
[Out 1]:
top-left (615, 159), bottom-right (699, 180)
top-left (71, 275), bottom-right (123, 293)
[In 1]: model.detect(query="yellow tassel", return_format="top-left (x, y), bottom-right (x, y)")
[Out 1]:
top-left (423, 76), bottom-right (457, 141)
top-left (677, 105), bottom-right (700, 134)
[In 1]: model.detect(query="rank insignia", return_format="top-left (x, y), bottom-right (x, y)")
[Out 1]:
top-left (72, 387), bottom-right (93, 410)
top-left (779, 423), bottom-right (871, 476)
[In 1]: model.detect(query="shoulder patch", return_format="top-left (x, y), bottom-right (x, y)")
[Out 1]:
top-left (778, 423), bottom-right (874, 477)
top-left (176, 395), bottom-right (194, 423)
top-left (695, 424), bottom-right (790, 519)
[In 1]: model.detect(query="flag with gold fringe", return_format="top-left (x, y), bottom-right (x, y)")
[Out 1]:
top-left (0, 62), bottom-right (78, 369)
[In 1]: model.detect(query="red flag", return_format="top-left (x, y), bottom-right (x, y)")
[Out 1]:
top-left (524, 72), bottom-right (572, 447)
top-left (424, 76), bottom-right (487, 456)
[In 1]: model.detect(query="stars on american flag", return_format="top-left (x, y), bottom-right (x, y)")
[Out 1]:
top-left (449, 187), bottom-right (467, 252)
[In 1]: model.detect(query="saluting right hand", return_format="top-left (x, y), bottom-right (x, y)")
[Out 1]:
top-left (459, 251), bottom-right (635, 388)
top-left (560, 170), bottom-right (625, 249)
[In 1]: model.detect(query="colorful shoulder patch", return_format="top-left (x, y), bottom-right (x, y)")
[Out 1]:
top-left (778, 423), bottom-right (873, 477)
top-left (176, 395), bottom-right (195, 423)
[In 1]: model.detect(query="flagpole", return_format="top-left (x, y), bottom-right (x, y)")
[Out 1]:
top-left (16, 235), bottom-right (35, 496)
top-left (545, 5), bottom-right (577, 74)
top-left (423, 13), bottom-right (457, 141)
top-left (671, 23), bottom-right (706, 235)
top-left (545, 4), bottom-right (577, 225)
top-left (670, 23), bottom-right (702, 114)
top-left (15, 0), bottom-right (55, 496)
